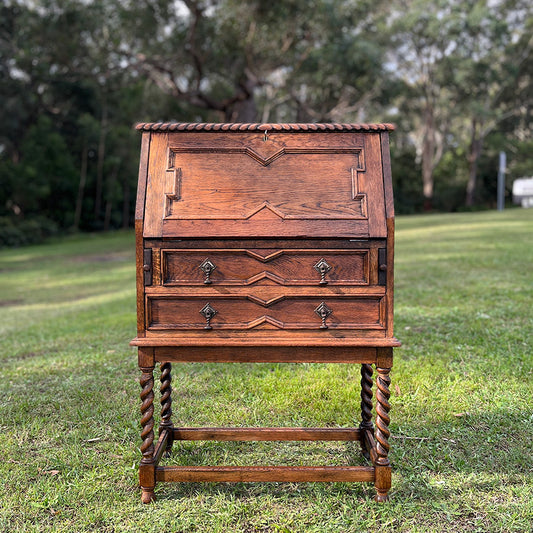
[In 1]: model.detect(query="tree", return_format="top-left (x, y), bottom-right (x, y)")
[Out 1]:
top-left (450, 0), bottom-right (533, 206)
top-left (272, 0), bottom-right (393, 123)
top-left (388, 0), bottom-right (533, 209)
top-left (388, 0), bottom-right (466, 210)
top-left (122, 0), bottom-right (390, 123)
top-left (2, 0), bottom-right (532, 245)
top-left (0, 0), bottom-right (180, 235)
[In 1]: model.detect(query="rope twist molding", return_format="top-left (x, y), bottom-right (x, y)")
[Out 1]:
top-left (135, 122), bottom-right (395, 132)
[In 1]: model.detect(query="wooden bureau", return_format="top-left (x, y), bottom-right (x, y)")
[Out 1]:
top-left (130, 122), bottom-right (401, 503)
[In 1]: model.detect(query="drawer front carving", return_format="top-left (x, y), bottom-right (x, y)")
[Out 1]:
top-left (161, 249), bottom-right (369, 286)
top-left (147, 295), bottom-right (385, 331)
top-left (163, 151), bottom-right (367, 220)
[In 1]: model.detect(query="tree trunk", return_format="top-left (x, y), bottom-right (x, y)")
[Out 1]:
top-left (421, 104), bottom-right (436, 211)
top-left (104, 163), bottom-right (119, 231)
top-left (224, 75), bottom-right (258, 122)
top-left (225, 95), bottom-right (257, 122)
top-left (466, 118), bottom-right (484, 207)
top-left (94, 97), bottom-right (108, 221)
top-left (122, 179), bottom-right (130, 229)
top-left (421, 144), bottom-right (435, 211)
top-left (74, 138), bottom-right (88, 230)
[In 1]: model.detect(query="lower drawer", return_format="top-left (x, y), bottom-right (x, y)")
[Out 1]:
top-left (146, 294), bottom-right (385, 331)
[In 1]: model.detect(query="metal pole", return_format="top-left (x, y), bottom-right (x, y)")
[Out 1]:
top-left (497, 151), bottom-right (506, 211)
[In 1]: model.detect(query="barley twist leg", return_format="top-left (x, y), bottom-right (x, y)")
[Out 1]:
top-left (359, 364), bottom-right (374, 459)
top-left (374, 366), bottom-right (391, 502)
top-left (159, 362), bottom-right (174, 457)
top-left (140, 365), bottom-right (155, 503)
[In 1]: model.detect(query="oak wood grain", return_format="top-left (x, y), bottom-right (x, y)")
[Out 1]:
top-left (156, 465), bottom-right (375, 483)
top-left (153, 345), bottom-right (378, 363)
top-left (173, 427), bottom-right (361, 441)
top-left (131, 336), bottom-right (400, 348)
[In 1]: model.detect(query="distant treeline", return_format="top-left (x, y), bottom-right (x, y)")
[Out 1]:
top-left (1, 0), bottom-right (532, 246)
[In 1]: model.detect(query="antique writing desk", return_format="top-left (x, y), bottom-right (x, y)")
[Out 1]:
top-left (130, 122), bottom-right (400, 503)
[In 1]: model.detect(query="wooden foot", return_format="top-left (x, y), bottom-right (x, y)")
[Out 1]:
top-left (374, 462), bottom-right (391, 502)
top-left (375, 490), bottom-right (390, 503)
top-left (141, 489), bottom-right (156, 504)
top-left (374, 464), bottom-right (391, 502)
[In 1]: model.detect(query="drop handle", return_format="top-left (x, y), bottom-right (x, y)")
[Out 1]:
top-left (314, 258), bottom-right (332, 285)
top-left (199, 303), bottom-right (217, 330)
top-left (199, 258), bottom-right (216, 284)
top-left (315, 302), bottom-right (332, 329)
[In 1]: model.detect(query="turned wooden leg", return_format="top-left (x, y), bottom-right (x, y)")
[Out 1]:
top-left (159, 362), bottom-right (174, 457)
top-left (139, 363), bottom-right (156, 504)
top-left (359, 364), bottom-right (374, 459)
top-left (374, 366), bottom-right (391, 502)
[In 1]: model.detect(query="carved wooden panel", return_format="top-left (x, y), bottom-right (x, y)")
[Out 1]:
top-left (142, 131), bottom-right (387, 238)
top-left (163, 150), bottom-right (366, 220)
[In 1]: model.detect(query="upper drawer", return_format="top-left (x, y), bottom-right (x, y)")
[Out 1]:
top-left (161, 249), bottom-right (370, 287)
top-left (139, 129), bottom-right (390, 239)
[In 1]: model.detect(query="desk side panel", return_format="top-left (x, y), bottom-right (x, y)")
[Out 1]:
top-left (136, 132), bottom-right (151, 336)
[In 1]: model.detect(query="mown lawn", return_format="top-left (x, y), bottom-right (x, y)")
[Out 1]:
top-left (0, 210), bottom-right (531, 532)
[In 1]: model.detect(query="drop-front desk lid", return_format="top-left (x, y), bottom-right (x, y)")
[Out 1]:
top-left (136, 123), bottom-right (395, 239)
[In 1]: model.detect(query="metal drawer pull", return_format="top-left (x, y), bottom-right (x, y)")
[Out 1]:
top-left (315, 302), bottom-right (332, 329)
top-left (314, 258), bottom-right (332, 285)
top-left (199, 303), bottom-right (217, 330)
top-left (199, 258), bottom-right (217, 284)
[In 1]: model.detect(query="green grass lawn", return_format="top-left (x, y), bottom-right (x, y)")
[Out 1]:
top-left (0, 210), bottom-right (532, 532)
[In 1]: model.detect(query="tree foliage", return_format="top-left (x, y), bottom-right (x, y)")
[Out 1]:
top-left (0, 0), bottom-right (532, 245)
